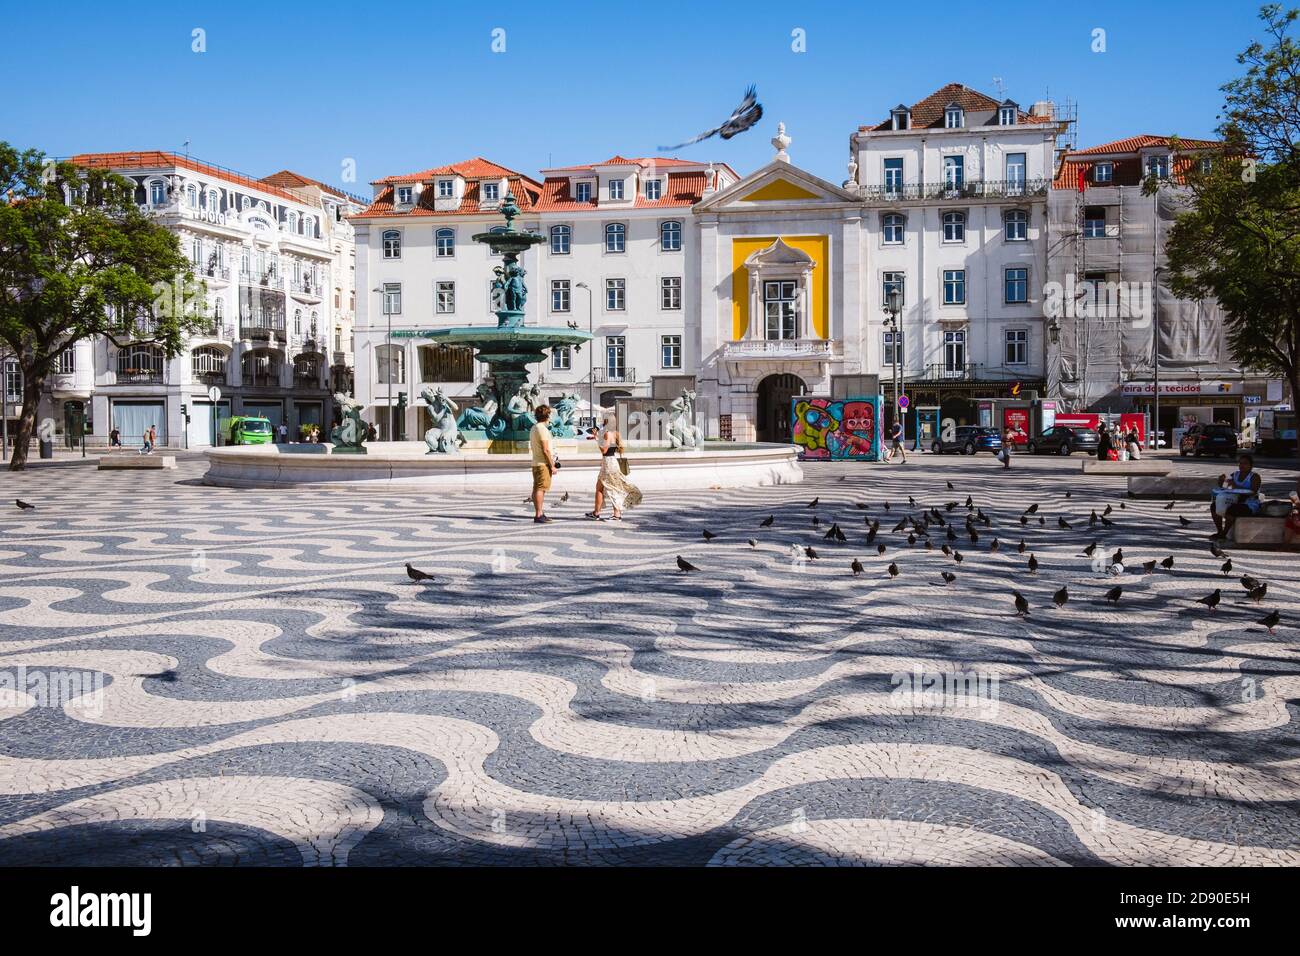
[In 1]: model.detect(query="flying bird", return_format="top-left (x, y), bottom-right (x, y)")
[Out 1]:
top-left (405, 562), bottom-right (435, 582)
top-left (676, 556), bottom-right (699, 572)
top-left (659, 84), bottom-right (764, 150)
top-left (1196, 589), bottom-right (1221, 611)
top-left (15, 499), bottom-right (34, 511)
top-left (1052, 586), bottom-right (1069, 608)
top-left (1258, 609), bottom-right (1281, 634)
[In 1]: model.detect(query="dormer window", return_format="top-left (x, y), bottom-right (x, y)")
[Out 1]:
top-left (999, 106), bottom-right (1017, 126)
top-left (645, 179), bottom-right (663, 201)
top-left (437, 180), bottom-right (454, 198)
top-left (890, 106), bottom-right (910, 130)
top-left (944, 104), bottom-right (965, 129)
top-left (396, 186), bottom-right (413, 205)
top-left (1146, 155), bottom-right (1171, 179)
top-left (482, 181), bottom-right (499, 201)
top-left (1199, 157), bottom-right (1213, 174)
top-left (609, 179), bottom-right (624, 200)
top-left (1093, 161), bottom-right (1114, 183)
top-left (575, 181), bottom-right (593, 203)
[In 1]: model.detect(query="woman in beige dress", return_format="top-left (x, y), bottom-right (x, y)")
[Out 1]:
top-left (587, 415), bottom-right (642, 520)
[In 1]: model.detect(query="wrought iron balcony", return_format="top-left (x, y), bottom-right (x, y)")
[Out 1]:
top-left (240, 316), bottom-right (286, 341)
top-left (593, 367), bottom-right (636, 384)
top-left (907, 363), bottom-right (1028, 382)
top-left (860, 178), bottom-right (1050, 202)
top-left (722, 338), bottom-right (839, 361)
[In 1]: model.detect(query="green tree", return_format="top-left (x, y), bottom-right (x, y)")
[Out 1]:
top-left (1158, 5), bottom-right (1300, 458)
top-left (0, 143), bottom-right (204, 470)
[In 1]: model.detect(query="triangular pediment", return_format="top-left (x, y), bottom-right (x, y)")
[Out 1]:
top-left (696, 160), bottom-right (860, 211)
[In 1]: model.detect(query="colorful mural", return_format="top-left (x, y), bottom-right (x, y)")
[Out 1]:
top-left (792, 396), bottom-right (882, 460)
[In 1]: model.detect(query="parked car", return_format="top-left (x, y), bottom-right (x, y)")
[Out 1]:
top-left (1025, 426), bottom-right (1100, 456)
top-left (228, 416), bottom-right (273, 445)
top-left (931, 426), bottom-right (1003, 455)
top-left (1180, 423), bottom-right (1238, 458)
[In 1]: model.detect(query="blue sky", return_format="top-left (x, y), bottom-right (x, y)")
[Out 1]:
top-left (0, 0), bottom-right (1269, 192)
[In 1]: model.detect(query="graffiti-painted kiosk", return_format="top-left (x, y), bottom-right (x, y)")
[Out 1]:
top-left (792, 395), bottom-right (884, 461)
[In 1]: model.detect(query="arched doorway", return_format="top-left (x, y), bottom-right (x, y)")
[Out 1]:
top-left (756, 373), bottom-right (807, 443)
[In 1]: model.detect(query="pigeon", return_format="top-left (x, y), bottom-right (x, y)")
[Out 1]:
top-left (560, 492), bottom-right (570, 502)
top-left (659, 84), bottom-right (763, 150)
top-left (1141, 559), bottom-right (1157, 574)
top-left (702, 529), bottom-right (716, 541)
top-left (940, 571), bottom-right (956, 585)
top-left (855, 502), bottom-right (867, 510)
top-left (969, 529), bottom-right (980, 544)
top-left (866, 527), bottom-right (879, 544)
top-left (1160, 556), bottom-right (1175, 570)
top-left (892, 518), bottom-right (908, 533)
top-left (1210, 543), bottom-right (1227, 559)
top-left (989, 539), bottom-right (1000, 554)
top-left (1196, 589), bottom-right (1221, 611)
top-left (946, 527), bottom-right (957, 542)
top-left (886, 561), bottom-right (899, 579)
top-left (1220, 559), bottom-right (1233, 576)
top-left (1179, 515), bottom-right (1191, 527)
top-left (883, 501), bottom-right (891, 511)
top-left (1027, 554), bottom-right (1039, 574)
top-left (1258, 609), bottom-right (1281, 634)
top-left (807, 497), bottom-right (819, 509)
top-left (1013, 591), bottom-right (1030, 616)
top-left (925, 539), bottom-right (933, 551)
top-left (566, 320), bottom-right (579, 330)
top-left (942, 544), bottom-right (952, 557)
top-left (1241, 574), bottom-right (1261, 591)
top-left (876, 543), bottom-right (887, 556)
top-left (748, 538), bottom-right (758, 549)
top-left (15, 499), bottom-right (34, 511)
top-left (851, 558), bottom-right (865, 576)
top-left (907, 533), bottom-right (916, 546)
top-left (1103, 505), bottom-right (1113, 516)
top-left (676, 556), bottom-right (699, 572)
top-left (1089, 511), bottom-right (1099, 527)
top-left (909, 496), bottom-right (917, 507)
top-left (1104, 585), bottom-right (1123, 604)
top-left (1111, 548), bottom-right (1124, 566)
top-left (1016, 539), bottom-right (1026, 554)
top-left (946, 481), bottom-right (954, 490)
top-left (1024, 503), bottom-right (1039, 515)
top-left (1065, 491), bottom-right (1073, 499)
top-left (805, 547), bottom-right (819, 559)
top-left (834, 525), bottom-right (847, 543)
top-left (1039, 516), bottom-right (1046, 526)
top-left (1247, 583), bottom-right (1268, 602)
top-left (823, 525), bottom-right (837, 540)
top-left (966, 496), bottom-right (974, 509)
top-left (760, 515), bottom-right (774, 527)
top-left (953, 550), bottom-right (964, 564)
top-left (1164, 498), bottom-right (1175, 511)
top-left (1052, 586), bottom-right (1069, 608)
top-left (1101, 516), bottom-right (1114, 528)
top-left (1058, 517), bottom-right (1071, 530)
top-left (405, 562), bottom-right (435, 582)
top-left (811, 516), bottom-right (820, 527)
top-left (1080, 542), bottom-right (1097, 558)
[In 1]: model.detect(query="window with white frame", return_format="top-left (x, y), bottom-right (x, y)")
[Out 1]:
top-left (1093, 161), bottom-right (1113, 183)
top-left (186, 184), bottom-right (198, 208)
top-left (551, 279), bottom-right (570, 313)
top-left (606, 336), bottom-right (626, 379)
top-left (1005, 329), bottom-right (1028, 365)
top-left (1005, 152), bottom-right (1026, 190)
top-left (882, 213), bottom-right (905, 244)
top-left (661, 276), bottom-right (682, 310)
top-left (382, 229), bottom-right (401, 258)
top-left (191, 345), bottom-right (226, 378)
top-left (604, 222), bottom-right (626, 253)
top-left (883, 157), bottom-right (904, 195)
top-left (1004, 209), bottom-right (1028, 241)
top-left (999, 106), bottom-right (1016, 126)
top-left (944, 105), bottom-right (964, 128)
top-left (3, 358), bottom-right (21, 400)
top-left (550, 224), bottom-right (571, 255)
top-left (1146, 155), bottom-right (1171, 179)
top-left (481, 181), bottom-right (499, 201)
top-left (646, 179), bottom-right (663, 201)
top-left (575, 181), bottom-right (592, 203)
top-left (1199, 156), bottom-right (1213, 174)
top-left (551, 346), bottom-right (571, 370)
top-left (435, 227), bottom-right (455, 257)
top-left (437, 180), bottom-right (454, 198)
top-left (883, 330), bottom-right (904, 366)
top-left (149, 180), bottom-right (166, 204)
top-left (58, 349), bottom-right (76, 374)
top-left (660, 220), bottom-right (682, 251)
top-left (294, 308), bottom-right (303, 335)
top-left (436, 281), bottom-right (455, 314)
top-left (942, 211), bottom-right (965, 242)
top-left (1083, 206), bottom-right (1107, 238)
top-left (883, 272), bottom-right (905, 305)
top-left (763, 280), bottom-right (799, 340)
top-left (943, 154), bottom-right (964, 189)
top-left (606, 278), bottom-right (625, 311)
top-left (382, 282), bottom-right (402, 315)
top-left (608, 179), bottom-right (624, 200)
top-left (396, 186), bottom-right (413, 205)
top-left (661, 334), bottom-right (682, 369)
top-left (943, 270), bottom-right (966, 305)
top-left (1004, 267), bottom-right (1029, 304)
top-left (944, 329), bottom-right (967, 372)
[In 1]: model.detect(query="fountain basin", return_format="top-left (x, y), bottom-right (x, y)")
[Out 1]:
top-left (202, 441), bottom-right (803, 493)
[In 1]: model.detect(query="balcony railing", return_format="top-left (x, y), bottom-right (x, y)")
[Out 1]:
top-left (115, 368), bottom-right (165, 385)
top-left (290, 278), bottom-right (321, 296)
top-left (240, 317), bottom-right (287, 341)
top-left (861, 178), bottom-right (1050, 202)
top-left (593, 367), bottom-right (636, 384)
top-left (721, 338), bottom-right (839, 361)
top-left (906, 363), bottom-right (1027, 383)
top-left (202, 265), bottom-right (230, 280)
top-left (239, 273), bottom-right (285, 290)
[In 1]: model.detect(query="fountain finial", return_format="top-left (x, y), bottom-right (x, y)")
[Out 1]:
top-left (500, 191), bottom-right (520, 231)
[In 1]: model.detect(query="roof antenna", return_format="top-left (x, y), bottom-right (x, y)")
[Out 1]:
top-left (181, 140), bottom-right (191, 160)
top-left (992, 76), bottom-right (1006, 98)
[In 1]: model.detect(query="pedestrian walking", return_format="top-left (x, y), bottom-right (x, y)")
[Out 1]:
top-left (884, 420), bottom-right (907, 463)
top-left (587, 414), bottom-right (641, 521)
top-left (277, 422), bottom-right (288, 444)
top-left (530, 404), bottom-right (557, 524)
top-left (140, 424), bottom-right (155, 455)
top-left (998, 426), bottom-right (1014, 468)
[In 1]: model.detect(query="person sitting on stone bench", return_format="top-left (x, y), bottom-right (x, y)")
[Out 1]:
top-left (1212, 452), bottom-right (1262, 540)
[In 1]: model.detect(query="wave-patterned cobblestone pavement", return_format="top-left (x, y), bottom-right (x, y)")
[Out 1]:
top-left (0, 456), bottom-right (1297, 866)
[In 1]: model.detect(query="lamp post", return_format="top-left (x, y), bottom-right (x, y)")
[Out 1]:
top-left (372, 285), bottom-right (392, 440)
top-left (575, 281), bottom-right (594, 428)
top-left (1151, 267), bottom-right (1164, 451)
top-left (884, 286), bottom-right (903, 441)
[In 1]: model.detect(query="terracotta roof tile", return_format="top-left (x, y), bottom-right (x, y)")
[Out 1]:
top-left (372, 156), bottom-right (529, 185)
top-left (1053, 136), bottom-right (1228, 188)
top-left (260, 169), bottom-right (353, 200)
top-left (69, 151), bottom-right (305, 205)
top-left (532, 171), bottom-right (708, 211)
top-left (859, 83), bottom-right (1050, 131)
top-left (352, 174), bottom-right (543, 220)
top-left (1071, 134), bottom-right (1223, 155)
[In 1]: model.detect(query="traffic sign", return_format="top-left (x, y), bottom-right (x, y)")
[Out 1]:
top-left (897, 395), bottom-right (910, 410)
top-left (207, 385), bottom-right (222, 404)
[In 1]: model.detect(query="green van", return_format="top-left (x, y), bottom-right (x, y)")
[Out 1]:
top-left (228, 416), bottom-right (274, 445)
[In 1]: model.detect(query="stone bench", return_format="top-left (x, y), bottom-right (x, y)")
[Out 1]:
top-left (1127, 475), bottom-right (1215, 499)
top-left (98, 455), bottom-right (176, 471)
top-left (1081, 460), bottom-right (1171, 476)
top-left (1230, 513), bottom-right (1300, 549)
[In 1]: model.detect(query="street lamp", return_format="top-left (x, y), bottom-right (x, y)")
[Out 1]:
top-left (1151, 267), bottom-right (1164, 451)
top-left (575, 281), bottom-right (595, 429)
top-left (884, 286), bottom-right (904, 441)
top-left (372, 285), bottom-right (392, 440)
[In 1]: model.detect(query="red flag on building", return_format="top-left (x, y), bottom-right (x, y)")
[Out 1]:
top-left (1077, 166), bottom-right (1087, 192)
